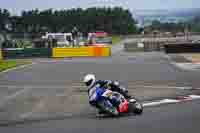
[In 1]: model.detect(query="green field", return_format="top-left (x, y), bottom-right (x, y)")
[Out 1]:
top-left (124, 47), bottom-right (144, 52)
top-left (0, 60), bottom-right (31, 72)
top-left (111, 36), bottom-right (121, 45)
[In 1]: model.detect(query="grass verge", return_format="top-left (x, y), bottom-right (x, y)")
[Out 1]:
top-left (0, 60), bottom-right (31, 72)
top-left (111, 36), bottom-right (121, 45)
top-left (124, 48), bottom-right (144, 52)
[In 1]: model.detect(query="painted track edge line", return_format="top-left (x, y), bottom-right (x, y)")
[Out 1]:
top-left (143, 95), bottom-right (200, 107)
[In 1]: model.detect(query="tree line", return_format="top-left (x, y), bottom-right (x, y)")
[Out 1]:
top-left (0, 7), bottom-right (137, 36)
top-left (189, 16), bottom-right (200, 32)
top-left (147, 20), bottom-right (185, 33)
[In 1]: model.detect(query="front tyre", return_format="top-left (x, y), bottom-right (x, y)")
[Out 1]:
top-left (133, 102), bottom-right (143, 115)
top-left (129, 100), bottom-right (143, 115)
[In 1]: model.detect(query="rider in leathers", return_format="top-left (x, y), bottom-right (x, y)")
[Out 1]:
top-left (83, 74), bottom-right (132, 114)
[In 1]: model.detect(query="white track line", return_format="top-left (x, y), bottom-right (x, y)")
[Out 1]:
top-left (0, 87), bottom-right (32, 105)
top-left (172, 63), bottom-right (200, 71)
top-left (20, 111), bottom-right (35, 119)
top-left (143, 95), bottom-right (200, 107)
top-left (3, 88), bottom-right (29, 101)
top-left (20, 98), bottom-right (73, 118)
top-left (20, 100), bottom-right (44, 118)
top-left (131, 85), bottom-right (200, 90)
top-left (143, 99), bottom-right (179, 107)
top-left (189, 95), bottom-right (200, 99)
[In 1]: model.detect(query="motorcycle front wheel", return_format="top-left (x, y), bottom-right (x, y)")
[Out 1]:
top-left (128, 100), bottom-right (143, 115)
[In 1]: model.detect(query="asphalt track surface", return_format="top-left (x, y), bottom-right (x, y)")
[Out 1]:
top-left (1, 100), bottom-right (200, 133)
top-left (1, 52), bottom-right (200, 87)
top-left (0, 43), bottom-right (200, 131)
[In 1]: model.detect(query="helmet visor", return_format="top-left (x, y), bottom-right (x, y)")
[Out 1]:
top-left (85, 79), bottom-right (93, 86)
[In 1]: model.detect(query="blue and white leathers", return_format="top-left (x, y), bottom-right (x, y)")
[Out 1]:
top-left (88, 84), bottom-right (113, 107)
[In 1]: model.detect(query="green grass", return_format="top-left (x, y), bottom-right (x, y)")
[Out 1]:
top-left (111, 36), bottom-right (121, 45)
top-left (124, 48), bottom-right (144, 52)
top-left (0, 60), bottom-right (31, 72)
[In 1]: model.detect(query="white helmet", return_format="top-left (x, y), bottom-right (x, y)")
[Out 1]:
top-left (83, 74), bottom-right (96, 88)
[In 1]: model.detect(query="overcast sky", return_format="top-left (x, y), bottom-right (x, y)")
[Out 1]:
top-left (0, 0), bottom-right (198, 15)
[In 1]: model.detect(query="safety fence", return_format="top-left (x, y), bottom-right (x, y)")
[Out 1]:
top-left (1, 46), bottom-right (111, 59)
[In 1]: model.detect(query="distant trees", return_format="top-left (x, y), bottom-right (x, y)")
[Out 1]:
top-left (148, 20), bottom-right (185, 33)
top-left (0, 9), bottom-right (10, 31)
top-left (147, 15), bottom-right (200, 33)
top-left (0, 7), bottom-right (137, 35)
top-left (189, 16), bottom-right (200, 32)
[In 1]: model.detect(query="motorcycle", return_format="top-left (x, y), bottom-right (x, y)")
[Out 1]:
top-left (90, 87), bottom-right (143, 117)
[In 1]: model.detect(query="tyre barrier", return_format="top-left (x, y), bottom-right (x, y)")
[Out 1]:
top-left (52, 46), bottom-right (111, 58)
top-left (2, 47), bottom-right (111, 59)
top-left (2, 48), bottom-right (52, 59)
top-left (164, 43), bottom-right (200, 53)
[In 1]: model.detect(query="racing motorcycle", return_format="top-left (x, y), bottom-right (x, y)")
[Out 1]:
top-left (91, 87), bottom-right (143, 117)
